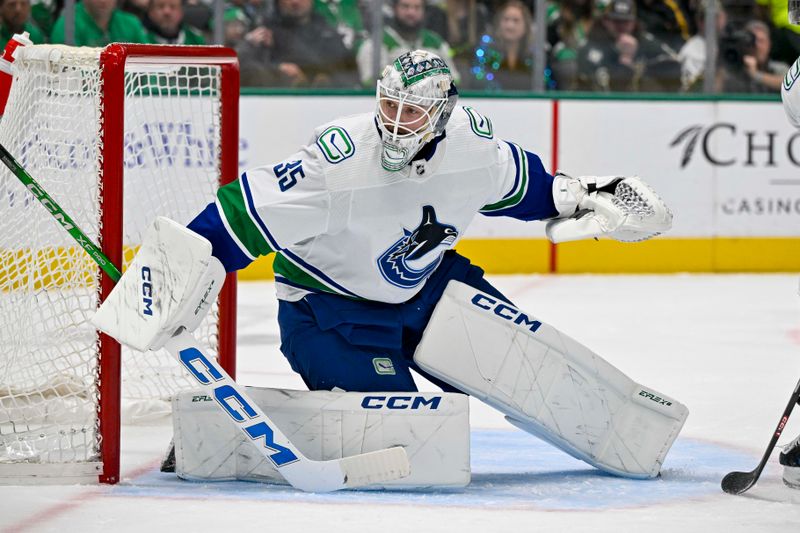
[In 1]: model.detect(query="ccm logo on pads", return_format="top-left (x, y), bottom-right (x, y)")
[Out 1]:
top-left (361, 396), bottom-right (442, 410)
top-left (470, 294), bottom-right (542, 333)
top-left (141, 266), bottom-right (153, 316)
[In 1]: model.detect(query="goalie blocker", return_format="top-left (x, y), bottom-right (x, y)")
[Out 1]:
top-left (414, 281), bottom-right (689, 479)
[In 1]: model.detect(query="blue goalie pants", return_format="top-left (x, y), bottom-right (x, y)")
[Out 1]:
top-left (277, 251), bottom-right (512, 392)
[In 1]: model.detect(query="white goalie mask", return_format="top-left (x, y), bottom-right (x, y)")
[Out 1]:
top-left (376, 50), bottom-right (458, 171)
top-left (791, 0), bottom-right (799, 24)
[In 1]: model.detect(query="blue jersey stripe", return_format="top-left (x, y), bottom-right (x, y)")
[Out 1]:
top-left (480, 149), bottom-right (556, 221)
top-left (187, 203), bottom-right (253, 272)
top-left (501, 141), bottom-right (521, 200)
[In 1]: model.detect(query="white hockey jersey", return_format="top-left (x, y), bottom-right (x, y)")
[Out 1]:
top-left (194, 107), bottom-right (556, 304)
top-left (783, 56), bottom-right (800, 128)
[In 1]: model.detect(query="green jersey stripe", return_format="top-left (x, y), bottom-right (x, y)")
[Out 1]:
top-left (215, 198), bottom-right (257, 261)
top-left (216, 180), bottom-right (275, 257)
top-left (273, 253), bottom-right (357, 298)
top-left (480, 143), bottom-right (529, 212)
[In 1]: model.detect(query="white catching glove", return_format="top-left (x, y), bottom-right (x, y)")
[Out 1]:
top-left (546, 173), bottom-right (673, 244)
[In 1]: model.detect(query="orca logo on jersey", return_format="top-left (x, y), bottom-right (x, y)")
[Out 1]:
top-left (377, 205), bottom-right (458, 289)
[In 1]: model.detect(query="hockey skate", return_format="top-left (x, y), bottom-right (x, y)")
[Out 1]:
top-left (779, 433), bottom-right (800, 489)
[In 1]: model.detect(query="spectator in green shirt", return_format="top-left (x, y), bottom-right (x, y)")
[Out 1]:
top-left (30, 0), bottom-right (54, 40)
top-left (50, 0), bottom-right (150, 46)
top-left (313, 0), bottom-right (366, 50)
top-left (356, 0), bottom-right (459, 85)
top-left (0, 0), bottom-right (45, 45)
top-left (143, 0), bottom-right (205, 44)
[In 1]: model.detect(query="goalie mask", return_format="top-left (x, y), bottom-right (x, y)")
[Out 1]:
top-left (376, 50), bottom-right (458, 171)
top-left (792, 0), bottom-right (799, 24)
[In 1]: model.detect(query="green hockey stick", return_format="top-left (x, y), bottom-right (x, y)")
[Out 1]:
top-left (0, 141), bottom-right (121, 282)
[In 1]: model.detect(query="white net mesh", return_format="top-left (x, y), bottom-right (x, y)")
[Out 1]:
top-left (0, 45), bottom-right (226, 470)
top-left (120, 62), bottom-right (223, 411)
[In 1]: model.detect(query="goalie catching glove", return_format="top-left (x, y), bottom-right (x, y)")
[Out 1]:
top-left (547, 173), bottom-right (673, 243)
top-left (92, 216), bottom-right (225, 352)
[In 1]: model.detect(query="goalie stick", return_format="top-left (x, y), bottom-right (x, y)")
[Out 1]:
top-left (0, 142), bottom-right (411, 492)
top-left (721, 376), bottom-right (800, 495)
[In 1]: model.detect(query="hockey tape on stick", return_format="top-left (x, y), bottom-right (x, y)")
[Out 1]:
top-left (0, 142), bottom-right (410, 492)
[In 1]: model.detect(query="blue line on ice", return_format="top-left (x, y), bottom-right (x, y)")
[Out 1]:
top-left (112, 429), bottom-right (755, 510)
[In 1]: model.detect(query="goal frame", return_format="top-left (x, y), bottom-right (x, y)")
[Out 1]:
top-left (96, 44), bottom-right (239, 484)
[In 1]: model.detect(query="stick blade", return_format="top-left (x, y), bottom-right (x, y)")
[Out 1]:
top-left (282, 446), bottom-right (411, 493)
top-left (721, 471), bottom-right (757, 495)
top-left (340, 446), bottom-right (411, 489)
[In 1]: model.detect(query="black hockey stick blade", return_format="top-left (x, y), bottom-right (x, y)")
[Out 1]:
top-left (721, 469), bottom-right (761, 495)
top-left (721, 376), bottom-right (800, 495)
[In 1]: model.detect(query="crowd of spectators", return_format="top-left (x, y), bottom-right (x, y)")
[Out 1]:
top-left (0, 0), bottom-right (794, 93)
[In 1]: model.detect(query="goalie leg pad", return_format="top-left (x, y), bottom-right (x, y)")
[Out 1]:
top-left (413, 280), bottom-right (689, 479)
top-left (172, 387), bottom-right (470, 488)
top-left (92, 216), bottom-right (225, 352)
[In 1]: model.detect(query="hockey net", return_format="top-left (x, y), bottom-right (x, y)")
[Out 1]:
top-left (0, 44), bottom-right (238, 483)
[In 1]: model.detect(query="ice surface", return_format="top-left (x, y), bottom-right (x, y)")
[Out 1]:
top-left (2, 274), bottom-right (800, 532)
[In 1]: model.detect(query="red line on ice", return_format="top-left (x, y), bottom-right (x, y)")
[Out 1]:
top-left (4, 459), bottom-right (159, 533)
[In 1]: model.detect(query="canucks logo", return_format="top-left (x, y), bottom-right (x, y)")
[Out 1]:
top-left (316, 126), bottom-right (355, 164)
top-left (378, 205), bottom-right (458, 289)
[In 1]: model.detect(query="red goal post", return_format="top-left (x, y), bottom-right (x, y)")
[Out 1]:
top-left (98, 44), bottom-right (239, 484)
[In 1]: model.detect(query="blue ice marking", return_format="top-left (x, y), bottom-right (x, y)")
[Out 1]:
top-left (112, 429), bottom-right (755, 510)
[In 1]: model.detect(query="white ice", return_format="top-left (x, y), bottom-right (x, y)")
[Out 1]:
top-left (2, 274), bottom-right (800, 532)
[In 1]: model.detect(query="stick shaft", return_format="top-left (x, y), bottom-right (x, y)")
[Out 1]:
top-left (0, 142), bottom-right (121, 282)
top-left (751, 380), bottom-right (800, 477)
top-left (722, 376), bottom-right (800, 494)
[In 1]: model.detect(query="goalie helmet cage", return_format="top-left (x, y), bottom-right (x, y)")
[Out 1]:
top-left (0, 44), bottom-right (239, 484)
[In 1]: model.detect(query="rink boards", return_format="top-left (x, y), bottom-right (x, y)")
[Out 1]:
top-left (236, 94), bottom-right (800, 275)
